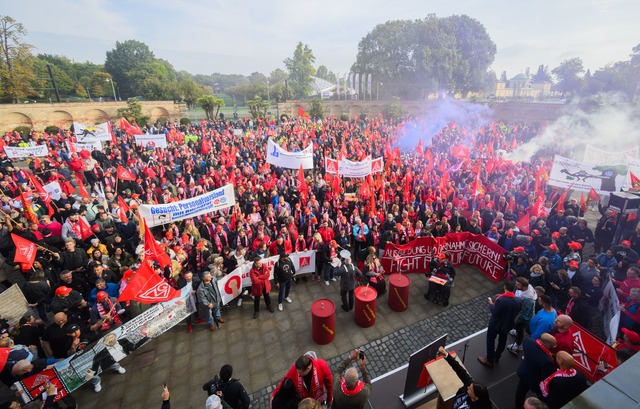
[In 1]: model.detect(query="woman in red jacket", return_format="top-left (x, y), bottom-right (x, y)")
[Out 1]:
top-left (250, 257), bottom-right (274, 319)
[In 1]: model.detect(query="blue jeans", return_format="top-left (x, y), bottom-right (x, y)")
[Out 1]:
top-left (278, 279), bottom-right (292, 304)
top-left (203, 304), bottom-right (221, 325)
top-left (323, 263), bottom-right (334, 281)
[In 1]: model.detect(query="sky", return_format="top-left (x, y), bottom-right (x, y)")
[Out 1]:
top-left (4, 0), bottom-right (640, 79)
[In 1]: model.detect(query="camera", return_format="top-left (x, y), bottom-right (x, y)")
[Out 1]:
top-left (204, 375), bottom-right (223, 396)
top-left (359, 350), bottom-right (365, 360)
top-left (503, 250), bottom-right (526, 263)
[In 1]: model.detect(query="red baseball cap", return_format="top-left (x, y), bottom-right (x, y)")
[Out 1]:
top-left (122, 269), bottom-right (134, 281)
top-left (514, 246), bottom-right (525, 253)
top-left (622, 240), bottom-right (631, 246)
top-left (97, 291), bottom-right (108, 301)
top-left (55, 286), bottom-right (72, 296)
top-left (568, 241), bottom-right (582, 250)
top-left (548, 244), bottom-right (559, 251)
top-left (437, 253), bottom-right (447, 259)
top-left (552, 232), bottom-right (560, 238)
top-left (532, 229), bottom-right (540, 235)
top-left (569, 260), bottom-right (579, 268)
top-left (622, 328), bottom-right (640, 344)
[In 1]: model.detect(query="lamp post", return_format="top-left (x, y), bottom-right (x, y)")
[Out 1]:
top-left (106, 79), bottom-right (117, 101)
top-left (266, 79), bottom-right (270, 103)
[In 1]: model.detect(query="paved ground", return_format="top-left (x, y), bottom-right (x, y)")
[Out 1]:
top-left (68, 266), bottom-right (501, 408)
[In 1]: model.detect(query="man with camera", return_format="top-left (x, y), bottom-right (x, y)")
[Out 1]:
top-left (331, 348), bottom-right (371, 409)
top-left (202, 364), bottom-right (249, 409)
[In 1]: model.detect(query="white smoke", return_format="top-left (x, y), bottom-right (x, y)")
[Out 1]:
top-left (504, 94), bottom-right (640, 163)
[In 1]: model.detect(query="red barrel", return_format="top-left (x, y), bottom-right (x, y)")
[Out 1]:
top-left (354, 286), bottom-right (377, 327)
top-left (311, 298), bottom-right (335, 345)
top-left (388, 274), bottom-right (410, 312)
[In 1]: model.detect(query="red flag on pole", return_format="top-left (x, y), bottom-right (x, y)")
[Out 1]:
top-left (119, 117), bottom-right (142, 135)
top-left (580, 192), bottom-right (587, 213)
top-left (118, 196), bottom-right (129, 224)
top-left (18, 189), bottom-right (38, 224)
top-left (117, 165), bottom-right (137, 181)
top-left (11, 233), bottom-right (36, 269)
top-left (143, 222), bottom-right (171, 268)
top-left (416, 139), bottom-right (424, 157)
top-left (117, 263), bottom-right (179, 304)
top-left (78, 217), bottom-right (93, 241)
top-left (516, 213), bottom-right (530, 235)
top-left (630, 171), bottom-right (640, 190)
top-left (77, 182), bottom-right (90, 200)
top-left (588, 187), bottom-right (600, 203)
top-left (556, 185), bottom-right (572, 213)
top-left (107, 121), bottom-right (117, 145)
top-left (28, 174), bottom-right (54, 216)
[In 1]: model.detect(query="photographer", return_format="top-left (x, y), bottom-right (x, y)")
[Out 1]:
top-left (331, 348), bottom-right (371, 409)
top-left (505, 247), bottom-right (529, 280)
top-left (424, 253), bottom-right (456, 306)
top-left (203, 364), bottom-right (250, 409)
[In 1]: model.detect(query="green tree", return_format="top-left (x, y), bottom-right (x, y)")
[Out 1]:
top-left (177, 79), bottom-right (205, 108)
top-left (89, 71), bottom-right (112, 98)
top-left (309, 98), bottom-right (324, 119)
top-left (382, 97), bottom-right (403, 119)
top-left (197, 95), bottom-right (225, 120)
top-left (246, 95), bottom-right (269, 119)
top-left (316, 65), bottom-right (336, 82)
top-left (499, 71), bottom-right (508, 82)
top-left (105, 40), bottom-right (156, 99)
top-left (0, 15), bottom-right (36, 103)
top-left (117, 98), bottom-right (150, 127)
top-left (532, 64), bottom-right (552, 83)
top-left (552, 57), bottom-right (584, 97)
top-left (284, 42), bottom-right (316, 99)
top-left (269, 68), bottom-right (288, 84)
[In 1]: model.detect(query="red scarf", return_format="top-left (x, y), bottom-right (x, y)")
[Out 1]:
top-left (540, 368), bottom-right (576, 397)
top-left (496, 291), bottom-right (516, 299)
top-left (96, 298), bottom-right (122, 331)
top-left (297, 360), bottom-right (323, 401)
top-left (340, 377), bottom-right (365, 396)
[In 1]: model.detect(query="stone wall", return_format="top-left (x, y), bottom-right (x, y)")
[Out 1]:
top-left (0, 101), bottom-right (187, 132)
top-left (277, 100), bottom-right (568, 124)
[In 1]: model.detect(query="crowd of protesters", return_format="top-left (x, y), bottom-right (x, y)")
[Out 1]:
top-left (0, 112), bottom-right (637, 407)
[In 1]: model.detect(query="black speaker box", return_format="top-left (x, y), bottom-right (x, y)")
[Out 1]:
top-left (608, 192), bottom-right (640, 214)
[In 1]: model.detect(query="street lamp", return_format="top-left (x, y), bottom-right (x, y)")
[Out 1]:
top-left (377, 82), bottom-right (383, 100)
top-left (266, 79), bottom-right (270, 103)
top-left (106, 79), bottom-right (117, 101)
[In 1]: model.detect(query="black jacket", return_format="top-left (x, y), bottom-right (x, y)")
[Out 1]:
top-left (273, 257), bottom-right (296, 283)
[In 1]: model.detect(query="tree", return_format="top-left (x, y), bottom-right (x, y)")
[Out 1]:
top-left (284, 42), bottom-right (316, 99)
top-left (316, 65), bottom-right (336, 82)
top-left (352, 15), bottom-right (496, 98)
top-left (531, 65), bottom-right (552, 83)
top-left (309, 98), bottom-right (324, 119)
top-left (382, 97), bottom-right (403, 120)
top-left (246, 95), bottom-right (269, 119)
top-left (248, 72), bottom-right (268, 85)
top-left (117, 98), bottom-right (150, 127)
top-left (197, 95), bottom-right (225, 120)
top-left (499, 71), bottom-right (508, 82)
top-left (105, 40), bottom-right (155, 99)
top-left (177, 79), bottom-right (205, 108)
top-left (552, 57), bottom-right (584, 97)
top-left (269, 68), bottom-right (288, 85)
top-left (0, 15), bottom-right (36, 103)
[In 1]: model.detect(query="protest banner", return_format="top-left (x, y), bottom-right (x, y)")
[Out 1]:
top-left (43, 181), bottom-right (62, 201)
top-left (217, 250), bottom-right (315, 305)
top-left (324, 156), bottom-right (384, 177)
top-left (599, 278), bottom-right (621, 345)
top-left (0, 284), bottom-right (30, 326)
top-left (266, 139), bottom-right (314, 169)
top-left (139, 184), bottom-right (236, 227)
top-left (73, 122), bottom-right (112, 142)
top-left (134, 134), bottom-right (168, 149)
top-left (583, 144), bottom-right (639, 164)
top-left (3, 145), bottom-right (49, 158)
top-left (380, 232), bottom-right (506, 282)
top-left (67, 140), bottom-right (102, 152)
top-left (16, 285), bottom-right (196, 403)
top-left (570, 322), bottom-right (618, 383)
top-left (548, 154), bottom-right (627, 195)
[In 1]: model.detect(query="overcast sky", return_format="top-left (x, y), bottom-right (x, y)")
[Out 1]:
top-left (5, 0), bottom-right (639, 80)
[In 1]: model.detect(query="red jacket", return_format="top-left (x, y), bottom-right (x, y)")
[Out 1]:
top-left (272, 356), bottom-right (333, 403)
top-left (250, 264), bottom-right (271, 297)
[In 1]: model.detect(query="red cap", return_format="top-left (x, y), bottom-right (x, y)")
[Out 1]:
top-left (165, 231), bottom-right (174, 240)
top-left (552, 232), bottom-right (560, 238)
top-left (622, 328), bottom-right (640, 344)
top-left (173, 246), bottom-right (182, 252)
top-left (506, 230), bottom-right (514, 235)
top-left (532, 229), bottom-right (540, 235)
top-left (330, 240), bottom-right (338, 248)
top-left (97, 291), bottom-right (108, 301)
top-left (437, 253), bottom-right (447, 259)
top-left (122, 269), bottom-right (134, 281)
top-left (568, 241), bottom-right (582, 250)
top-left (514, 246), bottom-right (525, 253)
top-left (491, 226), bottom-right (497, 231)
top-left (622, 240), bottom-right (631, 246)
top-left (55, 286), bottom-right (72, 296)
top-left (569, 260), bottom-right (579, 268)
top-left (548, 244), bottom-right (559, 251)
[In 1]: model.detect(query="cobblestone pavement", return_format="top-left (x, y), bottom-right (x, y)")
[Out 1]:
top-left (69, 265), bottom-right (500, 408)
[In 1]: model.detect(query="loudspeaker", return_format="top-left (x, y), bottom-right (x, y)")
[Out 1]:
top-left (608, 192), bottom-right (640, 214)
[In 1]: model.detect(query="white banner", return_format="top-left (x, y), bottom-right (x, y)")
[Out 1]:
top-left (3, 145), bottom-right (49, 158)
top-left (73, 122), bottom-right (112, 142)
top-left (548, 154), bottom-right (627, 195)
top-left (43, 181), bottom-right (62, 201)
top-left (266, 139), bottom-right (314, 170)
top-left (67, 140), bottom-right (102, 153)
top-left (134, 134), bottom-right (168, 149)
top-left (583, 145), bottom-right (639, 164)
top-left (600, 278), bottom-right (621, 345)
top-left (216, 250), bottom-right (316, 305)
top-left (139, 184), bottom-right (236, 227)
top-left (324, 156), bottom-right (384, 177)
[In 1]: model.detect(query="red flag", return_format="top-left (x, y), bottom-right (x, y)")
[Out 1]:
top-left (556, 187), bottom-right (570, 213)
top-left (568, 322), bottom-right (617, 383)
top-left (117, 263), bottom-right (179, 304)
top-left (533, 195), bottom-right (546, 217)
top-left (580, 192), bottom-right (587, 213)
top-left (11, 233), bottom-right (36, 269)
top-left (107, 121), bottom-right (117, 145)
top-left (588, 187), bottom-right (600, 203)
top-left (77, 182), bottom-right (90, 200)
top-left (117, 165), bottom-right (137, 181)
top-left (473, 170), bottom-right (484, 196)
top-left (118, 196), bottom-right (129, 224)
top-left (416, 139), bottom-right (424, 157)
top-left (297, 165), bottom-right (308, 195)
top-left (119, 117), bottom-right (142, 135)
top-left (630, 171), bottom-right (640, 189)
top-left (78, 217), bottom-right (93, 241)
top-left (143, 222), bottom-right (171, 268)
top-left (297, 107), bottom-right (309, 118)
top-left (18, 189), bottom-right (38, 224)
top-left (516, 213), bottom-right (530, 235)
